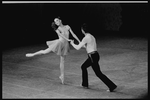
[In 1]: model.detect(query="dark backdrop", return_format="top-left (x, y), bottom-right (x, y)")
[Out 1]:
top-left (2, 3), bottom-right (148, 50)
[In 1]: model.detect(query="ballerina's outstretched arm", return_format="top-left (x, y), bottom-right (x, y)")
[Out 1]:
top-left (55, 30), bottom-right (71, 42)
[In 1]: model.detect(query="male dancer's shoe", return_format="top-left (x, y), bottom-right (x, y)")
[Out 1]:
top-left (107, 85), bottom-right (117, 92)
top-left (80, 84), bottom-right (89, 89)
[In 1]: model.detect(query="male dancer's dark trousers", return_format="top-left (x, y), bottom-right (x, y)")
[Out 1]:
top-left (81, 51), bottom-right (117, 90)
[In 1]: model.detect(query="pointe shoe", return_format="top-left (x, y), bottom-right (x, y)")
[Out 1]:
top-left (59, 75), bottom-right (64, 84)
top-left (26, 53), bottom-right (34, 57)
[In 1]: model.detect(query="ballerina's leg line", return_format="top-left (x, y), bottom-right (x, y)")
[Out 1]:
top-left (26, 47), bottom-right (52, 57)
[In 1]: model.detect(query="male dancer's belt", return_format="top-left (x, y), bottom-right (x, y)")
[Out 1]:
top-left (88, 51), bottom-right (98, 55)
top-left (88, 51), bottom-right (98, 63)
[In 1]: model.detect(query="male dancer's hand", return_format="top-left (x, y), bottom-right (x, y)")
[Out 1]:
top-left (77, 40), bottom-right (81, 44)
top-left (83, 45), bottom-right (86, 48)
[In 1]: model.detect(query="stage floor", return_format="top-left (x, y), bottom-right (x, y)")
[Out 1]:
top-left (2, 38), bottom-right (148, 99)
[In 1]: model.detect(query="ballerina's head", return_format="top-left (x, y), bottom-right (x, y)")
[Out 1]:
top-left (54, 17), bottom-right (62, 26)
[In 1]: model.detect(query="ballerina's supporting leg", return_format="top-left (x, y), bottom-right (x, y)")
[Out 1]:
top-left (59, 55), bottom-right (65, 84)
top-left (26, 47), bottom-right (52, 57)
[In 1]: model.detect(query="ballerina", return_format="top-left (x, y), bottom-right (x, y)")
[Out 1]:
top-left (26, 17), bottom-right (80, 84)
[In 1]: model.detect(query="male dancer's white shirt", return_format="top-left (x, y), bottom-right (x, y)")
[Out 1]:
top-left (71, 33), bottom-right (97, 53)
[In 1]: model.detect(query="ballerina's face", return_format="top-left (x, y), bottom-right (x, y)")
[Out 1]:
top-left (54, 18), bottom-right (61, 26)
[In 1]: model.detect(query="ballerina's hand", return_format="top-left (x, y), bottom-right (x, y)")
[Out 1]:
top-left (68, 39), bottom-right (72, 42)
top-left (70, 40), bottom-right (74, 45)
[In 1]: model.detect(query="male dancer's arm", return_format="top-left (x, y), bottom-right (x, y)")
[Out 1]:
top-left (68, 25), bottom-right (81, 43)
top-left (71, 36), bottom-right (88, 50)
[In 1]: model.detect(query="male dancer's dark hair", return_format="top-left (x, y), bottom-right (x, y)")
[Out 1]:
top-left (81, 23), bottom-right (88, 33)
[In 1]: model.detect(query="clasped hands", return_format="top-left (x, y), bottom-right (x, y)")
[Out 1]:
top-left (69, 39), bottom-right (86, 48)
top-left (69, 39), bottom-right (76, 46)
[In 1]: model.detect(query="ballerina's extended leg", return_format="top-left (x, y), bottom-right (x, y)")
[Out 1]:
top-left (26, 47), bottom-right (52, 57)
top-left (26, 50), bottom-right (44, 57)
top-left (26, 53), bottom-right (34, 57)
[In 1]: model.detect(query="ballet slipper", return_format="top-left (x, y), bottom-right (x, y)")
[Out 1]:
top-left (26, 53), bottom-right (34, 57)
top-left (59, 75), bottom-right (64, 84)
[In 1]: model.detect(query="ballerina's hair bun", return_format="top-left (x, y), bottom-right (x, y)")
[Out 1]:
top-left (51, 22), bottom-right (58, 30)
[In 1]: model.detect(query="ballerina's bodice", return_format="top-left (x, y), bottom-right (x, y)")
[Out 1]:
top-left (58, 26), bottom-right (69, 42)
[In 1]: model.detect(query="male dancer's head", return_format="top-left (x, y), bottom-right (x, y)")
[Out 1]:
top-left (81, 23), bottom-right (89, 35)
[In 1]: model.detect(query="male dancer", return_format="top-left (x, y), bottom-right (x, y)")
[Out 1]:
top-left (70, 24), bottom-right (117, 92)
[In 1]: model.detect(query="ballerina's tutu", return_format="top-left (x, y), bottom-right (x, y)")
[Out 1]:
top-left (46, 39), bottom-right (70, 56)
